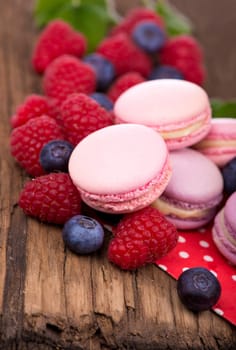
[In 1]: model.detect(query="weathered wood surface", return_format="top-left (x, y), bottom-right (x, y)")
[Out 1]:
top-left (0, 0), bottom-right (236, 349)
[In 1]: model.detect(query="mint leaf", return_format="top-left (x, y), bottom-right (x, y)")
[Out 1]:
top-left (34, 0), bottom-right (68, 27)
top-left (34, 0), bottom-right (114, 52)
top-left (156, 0), bottom-right (193, 36)
top-left (56, 4), bottom-right (112, 51)
top-left (211, 99), bottom-right (236, 118)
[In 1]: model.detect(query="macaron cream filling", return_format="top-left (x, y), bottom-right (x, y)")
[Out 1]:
top-left (153, 193), bottom-right (222, 221)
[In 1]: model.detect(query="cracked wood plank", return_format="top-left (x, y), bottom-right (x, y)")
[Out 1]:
top-left (0, 0), bottom-right (236, 349)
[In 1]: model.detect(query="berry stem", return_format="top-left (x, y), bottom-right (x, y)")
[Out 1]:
top-left (140, 0), bottom-right (156, 10)
top-left (71, 0), bottom-right (81, 8)
top-left (105, 0), bottom-right (123, 23)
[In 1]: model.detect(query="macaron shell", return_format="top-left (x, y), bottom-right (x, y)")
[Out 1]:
top-left (164, 148), bottom-right (223, 205)
top-left (213, 208), bottom-right (236, 265)
top-left (114, 79), bottom-right (209, 127)
top-left (68, 124), bottom-right (171, 213)
top-left (69, 124), bottom-right (168, 194)
top-left (194, 118), bottom-right (236, 167)
top-left (114, 79), bottom-right (211, 150)
top-left (224, 192), bottom-right (236, 237)
top-left (164, 214), bottom-right (215, 230)
top-left (80, 158), bottom-right (172, 213)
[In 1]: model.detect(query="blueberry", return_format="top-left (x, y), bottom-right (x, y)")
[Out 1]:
top-left (149, 65), bottom-right (183, 80)
top-left (39, 140), bottom-right (74, 173)
top-left (90, 92), bottom-right (113, 111)
top-left (132, 21), bottom-right (166, 53)
top-left (221, 157), bottom-right (236, 195)
top-left (177, 267), bottom-right (221, 312)
top-left (83, 53), bottom-right (115, 91)
top-left (62, 215), bottom-right (104, 254)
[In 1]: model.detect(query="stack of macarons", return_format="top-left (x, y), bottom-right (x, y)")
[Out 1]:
top-left (68, 78), bottom-right (235, 263)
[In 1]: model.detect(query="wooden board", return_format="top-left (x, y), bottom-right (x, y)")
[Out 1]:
top-left (0, 0), bottom-right (236, 348)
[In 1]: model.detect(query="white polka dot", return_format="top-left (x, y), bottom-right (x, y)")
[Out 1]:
top-left (210, 270), bottom-right (217, 277)
top-left (203, 255), bottom-right (214, 262)
top-left (182, 267), bottom-right (189, 272)
top-left (199, 228), bottom-right (206, 233)
top-left (232, 275), bottom-right (236, 281)
top-left (199, 240), bottom-right (210, 248)
top-left (158, 264), bottom-right (167, 271)
top-left (179, 251), bottom-right (189, 259)
top-left (213, 308), bottom-right (224, 316)
top-left (178, 235), bottom-right (186, 243)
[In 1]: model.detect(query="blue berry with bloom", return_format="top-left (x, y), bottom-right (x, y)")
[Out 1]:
top-left (132, 21), bottom-right (166, 53)
top-left (177, 267), bottom-right (221, 312)
top-left (83, 53), bottom-right (115, 91)
top-left (90, 92), bottom-right (113, 111)
top-left (222, 157), bottom-right (236, 194)
top-left (62, 215), bottom-right (104, 254)
top-left (39, 139), bottom-right (74, 173)
top-left (149, 65), bottom-right (183, 80)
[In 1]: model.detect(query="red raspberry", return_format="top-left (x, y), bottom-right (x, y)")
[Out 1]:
top-left (10, 115), bottom-right (64, 177)
top-left (19, 173), bottom-right (81, 224)
top-left (10, 94), bottom-right (56, 128)
top-left (60, 93), bottom-right (113, 145)
top-left (108, 206), bottom-right (178, 270)
top-left (43, 55), bottom-right (96, 108)
top-left (159, 35), bottom-right (206, 85)
top-left (108, 72), bottom-right (145, 102)
top-left (32, 19), bottom-right (87, 73)
top-left (97, 33), bottom-right (152, 77)
top-left (110, 7), bottom-right (164, 36)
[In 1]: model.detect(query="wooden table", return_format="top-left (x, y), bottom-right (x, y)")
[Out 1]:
top-left (0, 0), bottom-right (236, 348)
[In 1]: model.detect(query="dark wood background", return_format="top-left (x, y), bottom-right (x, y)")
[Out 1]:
top-left (0, 0), bottom-right (236, 349)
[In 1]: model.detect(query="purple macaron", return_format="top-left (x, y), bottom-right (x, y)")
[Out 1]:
top-left (212, 192), bottom-right (236, 265)
top-left (152, 148), bottom-right (224, 229)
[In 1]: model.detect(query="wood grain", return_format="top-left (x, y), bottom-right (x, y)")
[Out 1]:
top-left (0, 0), bottom-right (236, 349)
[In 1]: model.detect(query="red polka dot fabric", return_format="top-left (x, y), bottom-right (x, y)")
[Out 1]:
top-left (157, 225), bottom-right (236, 326)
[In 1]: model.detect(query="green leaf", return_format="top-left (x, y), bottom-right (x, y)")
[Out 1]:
top-left (211, 99), bottom-right (236, 118)
top-left (156, 0), bottom-right (193, 36)
top-left (34, 0), bottom-right (114, 52)
top-left (56, 3), bottom-right (112, 51)
top-left (34, 0), bottom-right (68, 27)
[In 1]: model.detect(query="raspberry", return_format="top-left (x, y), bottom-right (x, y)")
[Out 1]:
top-left (60, 93), bottom-right (113, 145)
top-left (107, 72), bottom-right (145, 102)
top-left (110, 7), bottom-right (165, 37)
top-left (19, 173), bottom-right (81, 224)
top-left (43, 55), bottom-right (96, 108)
top-left (32, 19), bottom-right (87, 73)
top-left (10, 115), bottom-right (64, 177)
top-left (108, 206), bottom-right (178, 270)
top-left (159, 35), bottom-right (206, 85)
top-left (97, 33), bottom-right (152, 77)
top-left (10, 94), bottom-right (55, 128)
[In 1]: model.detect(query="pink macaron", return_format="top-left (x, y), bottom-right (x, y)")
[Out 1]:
top-left (68, 124), bottom-right (171, 213)
top-left (114, 79), bottom-right (211, 150)
top-left (152, 148), bottom-right (223, 229)
top-left (212, 192), bottom-right (236, 265)
top-left (194, 118), bottom-right (236, 167)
